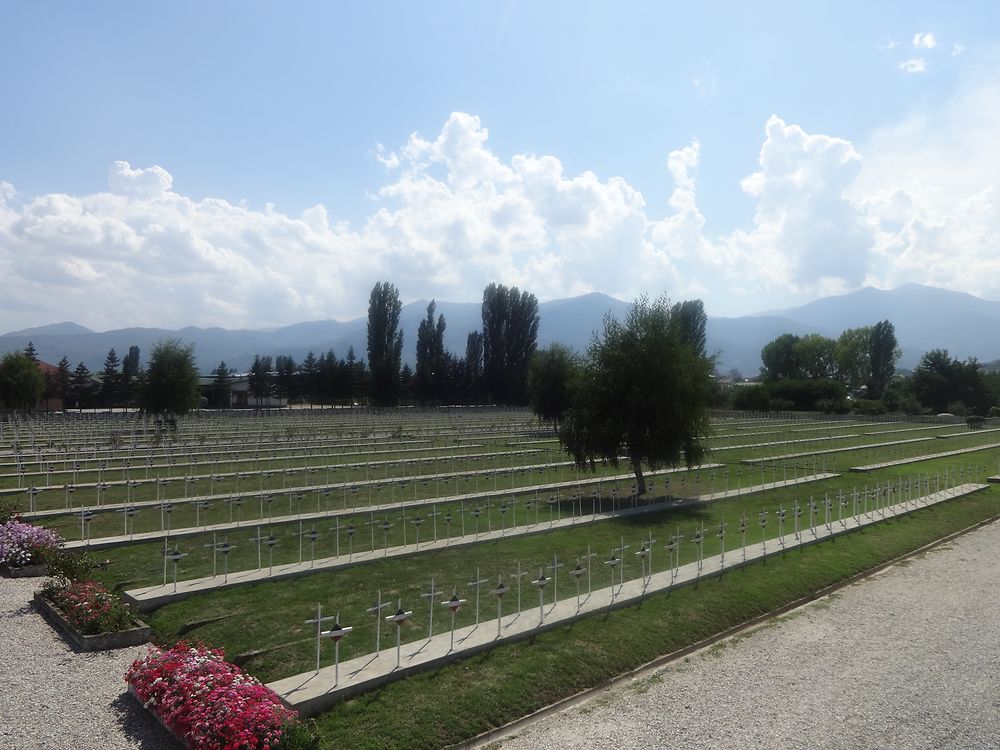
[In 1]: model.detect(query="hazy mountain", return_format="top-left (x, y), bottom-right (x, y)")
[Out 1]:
top-left (706, 315), bottom-right (830, 378)
top-left (3, 321), bottom-right (94, 337)
top-left (3, 284), bottom-right (998, 375)
top-left (0, 293), bottom-right (631, 373)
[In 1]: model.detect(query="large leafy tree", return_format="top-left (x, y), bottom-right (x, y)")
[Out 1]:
top-left (833, 326), bottom-right (871, 391)
top-left (140, 339), bottom-right (200, 415)
top-left (760, 333), bottom-right (802, 380)
top-left (559, 296), bottom-right (715, 495)
top-left (793, 334), bottom-right (837, 380)
top-left (0, 352), bottom-right (45, 411)
top-left (481, 283), bottom-right (539, 405)
top-left (367, 281), bottom-right (403, 406)
top-left (911, 349), bottom-right (989, 414)
top-left (527, 344), bottom-right (577, 430)
top-left (672, 299), bottom-right (708, 358)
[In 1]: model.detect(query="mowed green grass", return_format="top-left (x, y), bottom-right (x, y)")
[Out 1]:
top-left (295, 486), bottom-right (1000, 750)
top-left (10, 412), bottom-right (1000, 749)
top-left (132, 450), bottom-right (996, 681)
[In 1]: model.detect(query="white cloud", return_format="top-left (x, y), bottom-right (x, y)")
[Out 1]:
top-left (912, 32), bottom-right (937, 49)
top-left (953, 42), bottom-right (965, 57)
top-left (0, 114), bottom-right (673, 329)
top-left (719, 116), bottom-right (874, 291)
top-left (5, 80), bottom-right (1000, 330)
top-left (898, 57), bottom-right (927, 73)
top-left (856, 69), bottom-right (1000, 300)
top-left (108, 160), bottom-right (173, 198)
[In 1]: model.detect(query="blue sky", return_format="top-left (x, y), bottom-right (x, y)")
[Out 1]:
top-left (2, 2), bottom-right (999, 331)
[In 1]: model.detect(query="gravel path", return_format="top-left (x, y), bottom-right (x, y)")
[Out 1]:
top-left (498, 520), bottom-right (1000, 750)
top-left (0, 578), bottom-right (177, 750)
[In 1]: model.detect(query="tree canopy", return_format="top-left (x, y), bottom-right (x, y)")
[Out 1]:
top-left (0, 352), bottom-right (45, 411)
top-left (140, 339), bottom-right (200, 415)
top-left (367, 281), bottom-right (403, 406)
top-left (527, 344), bottom-right (577, 429)
top-left (559, 296), bottom-right (715, 495)
top-left (481, 283), bottom-right (539, 405)
top-left (415, 300), bottom-right (448, 403)
top-left (760, 320), bottom-right (899, 398)
top-left (911, 349), bottom-right (989, 414)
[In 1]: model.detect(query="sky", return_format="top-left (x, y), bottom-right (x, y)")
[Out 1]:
top-left (2, 2), bottom-right (1000, 332)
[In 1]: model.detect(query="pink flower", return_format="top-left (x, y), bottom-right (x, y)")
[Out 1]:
top-left (125, 642), bottom-right (298, 749)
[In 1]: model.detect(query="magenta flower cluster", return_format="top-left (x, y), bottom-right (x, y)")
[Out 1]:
top-left (0, 520), bottom-right (62, 567)
top-left (126, 642), bottom-right (298, 750)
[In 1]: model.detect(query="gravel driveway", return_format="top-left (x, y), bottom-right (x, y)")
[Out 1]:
top-left (0, 578), bottom-right (176, 750)
top-left (498, 520), bottom-right (1000, 750)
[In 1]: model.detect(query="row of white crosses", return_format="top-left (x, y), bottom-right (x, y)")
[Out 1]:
top-left (147, 472), bottom-right (956, 605)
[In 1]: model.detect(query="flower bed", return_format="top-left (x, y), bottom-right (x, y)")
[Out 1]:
top-left (34, 574), bottom-right (150, 650)
top-left (0, 520), bottom-right (61, 576)
top-left (126, 642), bottom-right (304, 749)
top-left (33, 589), bottom-right (151, 651)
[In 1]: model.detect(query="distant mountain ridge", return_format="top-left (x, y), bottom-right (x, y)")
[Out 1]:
top-left (2, 284), bottom-right (999, 375)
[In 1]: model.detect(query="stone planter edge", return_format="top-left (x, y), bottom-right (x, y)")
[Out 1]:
top-left (1, 562), bottom-right (48, 578)
top-left (126, 684), bottom-right (188, 749)
top-left (33, 591), bottom-right (151, 651)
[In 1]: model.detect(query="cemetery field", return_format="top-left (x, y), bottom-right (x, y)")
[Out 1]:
top-left (3, 409), bottom-right (1000, 749)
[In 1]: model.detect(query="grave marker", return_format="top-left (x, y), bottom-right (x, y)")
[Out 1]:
top-left (366, 590), bottom-right (391, 654)
top-left (570, 561), bottom-right (586, 611)
top-left (489, 578), bottom-right (508, 638)
top-left (442, 591), bottom-right (466, 651)
top-left (420, 578), bottom-right (444, 639)
top-left (167, 547), bottom-right (187, 592)
top-left (531, 568), bottom-right (549, 624)
top-left (385, 601), bottom-right (413, 668)
top-left (467, 567), bottom-right (488, 626)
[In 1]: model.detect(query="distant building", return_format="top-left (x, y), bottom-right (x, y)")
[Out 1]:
top-left (198, 374), bottom-right (288, 409)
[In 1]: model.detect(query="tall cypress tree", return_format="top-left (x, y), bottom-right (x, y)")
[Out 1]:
top-left (415, 300), bottom-right (447, 403)
top-left (481, 283), bottom-right (539, 405)
top-left (367, 281), bottom-right (403, 406)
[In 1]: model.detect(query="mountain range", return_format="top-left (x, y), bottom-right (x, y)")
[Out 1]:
top-left (3, 283), bottom-right (999, 376)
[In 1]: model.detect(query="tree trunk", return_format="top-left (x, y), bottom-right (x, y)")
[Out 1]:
top-left (631, 457), bottom-right (647, 497)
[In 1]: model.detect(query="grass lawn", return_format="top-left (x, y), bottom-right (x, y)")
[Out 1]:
top-left (6, 411), bottom-right (998, 749)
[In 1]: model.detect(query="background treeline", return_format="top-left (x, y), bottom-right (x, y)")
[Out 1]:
top-left (212, 281), bottom-right (538, 408)
top-left (723, 321), bottom-right (1000, 417)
